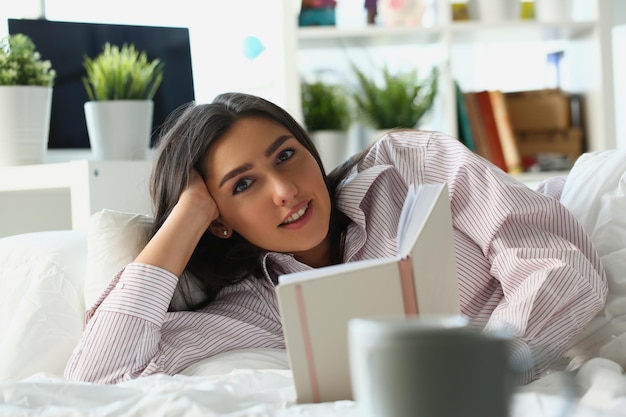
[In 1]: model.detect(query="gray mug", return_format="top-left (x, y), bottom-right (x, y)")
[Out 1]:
top-left (348, 316), bottom-right (516, 417)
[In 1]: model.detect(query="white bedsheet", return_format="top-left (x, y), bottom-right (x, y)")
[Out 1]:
top-left (1, 358), bottom-right (625, 417)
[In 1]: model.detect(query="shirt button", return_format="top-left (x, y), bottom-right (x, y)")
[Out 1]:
top-left (73, 347), bottom-right (82, 355)
top-left (116, 282), bottom-right (125, 290)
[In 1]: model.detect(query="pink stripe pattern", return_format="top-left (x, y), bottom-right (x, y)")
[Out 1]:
top-left (65, 130), bottom-right (607, 386)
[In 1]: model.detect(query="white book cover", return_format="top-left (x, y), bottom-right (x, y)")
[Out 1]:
top-left (276, 182), bottom-right (461, 404)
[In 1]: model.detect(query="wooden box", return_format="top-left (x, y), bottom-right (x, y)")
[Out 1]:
top-left (514, 128), bottom-right (583, 170)
top-left (505, 89), bottom-right (571, 131)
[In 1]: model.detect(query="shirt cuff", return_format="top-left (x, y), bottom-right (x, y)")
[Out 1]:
top-left (98, 262), bottom-right (178, 326)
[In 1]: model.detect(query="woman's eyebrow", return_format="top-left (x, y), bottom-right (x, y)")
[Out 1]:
top-left (219, 135), bottom-right (294, 188)
top-left (219, 163), bottom-right (252, 188)
top-left (265, 135), bottom-right (292, 157)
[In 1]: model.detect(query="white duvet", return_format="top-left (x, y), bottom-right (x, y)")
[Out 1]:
top-left (1, 150), bottom-right (626, 417)
top-left (0, 354), bottom-right (625, 417)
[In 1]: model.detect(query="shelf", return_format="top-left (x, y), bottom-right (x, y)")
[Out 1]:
top-left (295, 0), bottom-right (617, 156)
top-left (0, 163), bottom-right (75, 192)
top-left (0, 160), bottom-right (153, 236)
top-left (298, 25), bottom-right (443, 48)
top-left (298, 20), bottom-right (596, 48)
top-left (0, 160), bottom-right (150, 193)
top-left (449, 20), bottom-right (596, 43)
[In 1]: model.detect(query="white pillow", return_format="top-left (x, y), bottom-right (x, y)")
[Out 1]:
top-left (85, 209), bottom-right (208, 310)
top-left (0, 230), bottom-right (87, 380)
top-left (85, 209), bottom-right (153, 308)
top-left (560, 150), bottom-right (626, 368)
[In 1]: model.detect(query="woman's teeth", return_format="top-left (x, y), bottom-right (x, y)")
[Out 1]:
top-left (283, 204), bottom-right (308, 224)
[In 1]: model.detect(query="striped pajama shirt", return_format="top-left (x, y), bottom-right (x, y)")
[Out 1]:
top-left (65, 130), bottom-right (607, 385)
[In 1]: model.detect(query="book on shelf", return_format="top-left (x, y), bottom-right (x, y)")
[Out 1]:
top-left (455, 81), bottom-right (476, 152)
top-left (503, 88), bottom-right (583, 170)
top-left (488, 90), bottom-right (523, 174)
top-left (276, 182), bottom-right (461, 404)
top-left (461, 89), bottom-right (523, 174)
top-left (463, 91), bottom-right (492, 162)
top-left (473, 90), bottom-right (508, 172)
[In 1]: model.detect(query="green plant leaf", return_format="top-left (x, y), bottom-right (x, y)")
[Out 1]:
top-left (0, 33), bottom-right (56, 86)
top-left (301, 79), bottom-right (352, 132)
top-left (82, 42), bottom-right (164, 101)
top-left (351, 63), bottom-right (438, 130)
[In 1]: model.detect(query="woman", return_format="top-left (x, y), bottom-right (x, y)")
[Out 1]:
top-left (65, 92), bottom-right (607, 385)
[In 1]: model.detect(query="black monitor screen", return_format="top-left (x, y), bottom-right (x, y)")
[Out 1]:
top-left (8, 18), bottom-right (195, 149)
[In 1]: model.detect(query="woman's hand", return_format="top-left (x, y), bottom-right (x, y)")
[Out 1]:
top-left (134, 169), bottom-right (219, 277)
top-left (177, 169), bottom-right (220, 228)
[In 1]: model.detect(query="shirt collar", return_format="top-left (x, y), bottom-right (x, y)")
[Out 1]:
top-left (336, 164), bottom-right (395, 230)
top-left (261, 164), bottom-right (395, 283)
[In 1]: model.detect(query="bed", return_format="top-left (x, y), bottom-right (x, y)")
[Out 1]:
top-left (1, 149), bottom-right (625, 417)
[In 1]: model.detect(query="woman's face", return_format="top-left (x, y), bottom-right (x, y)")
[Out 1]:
top-left (203, 116), bottom-right (332, 266)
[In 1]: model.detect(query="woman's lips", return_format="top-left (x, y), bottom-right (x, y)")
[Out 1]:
top-left (280, 201), bottom-right (312, 229)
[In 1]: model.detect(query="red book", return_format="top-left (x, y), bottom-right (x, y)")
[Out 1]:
top-left (488, 90), bottom-right (523, 174)
top-left (474, 91), bottom-right (508, 172)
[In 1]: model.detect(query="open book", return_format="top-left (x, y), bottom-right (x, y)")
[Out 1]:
top-left (276, 182), bottom-right (461, 404)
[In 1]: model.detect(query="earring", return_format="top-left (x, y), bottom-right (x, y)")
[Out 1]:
top-left (223, 230), bottom-right (229, 236)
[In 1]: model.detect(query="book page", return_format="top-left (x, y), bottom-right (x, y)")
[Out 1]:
top-left (278, 257), bottom-right (395, 285)
top-left (397, 183), bottom-right (447, 258)
top-left (396, 184), bottom-right (417, 244)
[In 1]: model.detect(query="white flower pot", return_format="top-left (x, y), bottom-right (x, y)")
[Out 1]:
top-left (468, 0), bottom-right (520, 22)
top-left (311, 130), bottom-right (349, 172)
top-left (84, 100), bottom-right (153, 160)
top-left (534, 0), bottom-right (572, 22)
top-left (0, 86), bottom-right (52, 167)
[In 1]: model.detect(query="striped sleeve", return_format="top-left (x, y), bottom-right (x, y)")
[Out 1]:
top-left (64, 263), bottom-right (284, 383)
top-left (64, 263), bottom-right (177, 383)
top-left (375, 131), bottom-right (608, 383)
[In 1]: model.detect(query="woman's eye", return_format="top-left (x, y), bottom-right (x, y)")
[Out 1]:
top-left (233, 178), bottom-right (253, 195)
top-left (277, 148), bottom-right (295, 163)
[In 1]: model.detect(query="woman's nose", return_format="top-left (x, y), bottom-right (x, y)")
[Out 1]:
top-left (270, 174), bottom-right (297, 206)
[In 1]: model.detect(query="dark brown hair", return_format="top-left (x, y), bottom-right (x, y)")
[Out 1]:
top-left (150, 92), bottom-right (353, 309)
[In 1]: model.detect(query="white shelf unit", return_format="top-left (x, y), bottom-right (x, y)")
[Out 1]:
top-left (294, 0), bottom-right (621, 155)
top-left (0, 160), bottom-right (152, 238)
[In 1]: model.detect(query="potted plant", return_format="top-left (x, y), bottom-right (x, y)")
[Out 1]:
top-left (352, 64), bottom-right (438, 143)
top-left (301, 79), bottom-right (352, 171)
top-left (82, 42), bottom-right (164, 160)
top-left (0, 33), bottom-right (56, 166)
